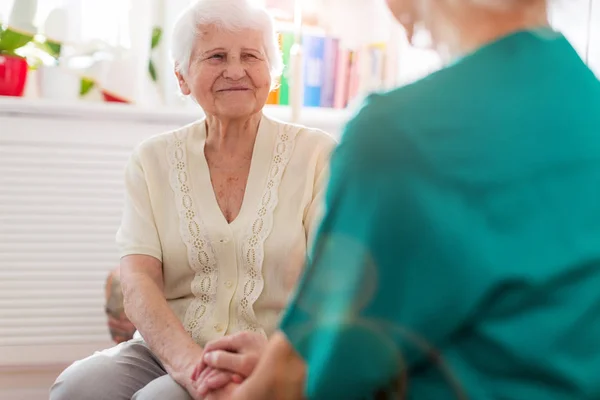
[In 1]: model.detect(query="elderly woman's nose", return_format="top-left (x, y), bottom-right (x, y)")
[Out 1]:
top-left (223, 58), bottom-right (247, 80)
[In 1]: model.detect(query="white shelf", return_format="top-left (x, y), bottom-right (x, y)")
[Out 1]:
top-left (264, 104), bottom-right (353, 131)
top-left (0, 96), bottom-right (352, 133)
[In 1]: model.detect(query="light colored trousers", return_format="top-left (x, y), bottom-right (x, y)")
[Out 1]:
top-left (49, 340), bottom-right (193, 400)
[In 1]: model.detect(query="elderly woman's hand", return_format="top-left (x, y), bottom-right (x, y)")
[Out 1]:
top-left (192, 331), bottom-right (267, 395)
top-left (106, 312), bottom-right (136, 344)
top-left (203, 382), bottom-right (242, 400)
top-left (193, 367), bottom-right (243, 397)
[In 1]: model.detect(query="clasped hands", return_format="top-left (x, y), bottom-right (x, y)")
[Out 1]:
top-left (191, 331), bottom-right (267, 398)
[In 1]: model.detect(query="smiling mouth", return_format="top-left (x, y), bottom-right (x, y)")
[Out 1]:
top-left (217, 88), bottom-right (250, 92)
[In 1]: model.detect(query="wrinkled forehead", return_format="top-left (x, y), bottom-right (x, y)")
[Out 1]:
top-left (192, 24), bottom-right (266, 54)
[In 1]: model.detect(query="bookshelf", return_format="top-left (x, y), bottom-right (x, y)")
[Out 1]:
top-left (260, 0), bottom-right (405, 123)
top-left (256, 0), bottom-right (444, 124)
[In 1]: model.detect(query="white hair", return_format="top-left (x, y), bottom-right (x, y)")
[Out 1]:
top-left (171, 0), bottom-right (283, 84)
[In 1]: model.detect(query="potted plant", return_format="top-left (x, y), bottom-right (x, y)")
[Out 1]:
top-left (36, 7), bottom-right (81, 101)
top-left (0, 26), bottom-right (34, 96)
top-left (0, 0), bottom-right (37, 97)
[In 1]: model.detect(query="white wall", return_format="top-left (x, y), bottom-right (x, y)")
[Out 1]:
top-left (550, 0), bottom-right (600, 75)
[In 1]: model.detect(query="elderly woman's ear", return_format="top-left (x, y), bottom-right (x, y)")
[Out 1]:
top-left (175, 64), bottom-right (192, 96)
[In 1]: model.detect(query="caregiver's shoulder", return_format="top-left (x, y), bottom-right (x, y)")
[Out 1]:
top-left (343, 72), bottom-right (445, 143)
top-left (338, 77), bottom-right (439, 165)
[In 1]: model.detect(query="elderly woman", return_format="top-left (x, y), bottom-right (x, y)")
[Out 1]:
top-left (49, 1), bottom-right (335, 399)
top-left (194, 0), bottom-right (600, 399)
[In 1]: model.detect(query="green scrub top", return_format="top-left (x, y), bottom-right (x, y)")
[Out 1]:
top-left (280, 28), bottom-right (600, 399)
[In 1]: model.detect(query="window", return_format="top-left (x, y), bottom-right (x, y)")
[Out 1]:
top-left (0, 0), bottom-right (7, 22)
top-left (0, 1), bottom-right (68, 31)
top-left (78, 0), bottom-right (132, 48)
top-left (0, 0), bottom-right (132, 48)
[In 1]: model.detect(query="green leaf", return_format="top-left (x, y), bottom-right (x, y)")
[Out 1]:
top-left (148, 59), bottom-right (157, 82)
top-left (32, 39), bottom-right (62, 59)
top-left (0, 27), bottom-right (34, 53)
top-left (80, 77), bottom-right (95, 96)
top-left (151, 26), bottom-right (162, 49)
top-left (44, 40), bottom-right (62, 59)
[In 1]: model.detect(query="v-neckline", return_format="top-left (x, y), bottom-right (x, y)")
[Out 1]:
top-left (194, 115), bottom-right (274, 230)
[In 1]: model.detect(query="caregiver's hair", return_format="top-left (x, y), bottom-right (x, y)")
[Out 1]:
top-left (171, 0), bottom-right (284, 82)
top-left (446, 0), bottom-right (547, 10)
top-left (448, 0), bottom-right (554, 12)
top-left (412, 0), bottom-right (548, 58)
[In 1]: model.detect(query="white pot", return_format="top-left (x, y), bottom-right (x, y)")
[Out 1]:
top-left (8, 0), bottom-right (37, 33)
top-left (38, 65), bottom-right (81, 101)
top-left (43, 7), bottom-right (69, 44)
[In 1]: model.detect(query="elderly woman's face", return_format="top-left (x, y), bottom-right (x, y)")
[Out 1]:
top-left (179, 25), bottom-right (271, 119)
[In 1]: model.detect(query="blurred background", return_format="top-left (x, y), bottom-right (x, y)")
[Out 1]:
top-left (0, 0), bottom-right (598, 398)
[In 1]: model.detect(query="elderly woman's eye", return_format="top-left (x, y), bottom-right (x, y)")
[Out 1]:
top-left (243, 53), bottom-right (259, 59)
top-left (210, 54), bottom-right (225, 60)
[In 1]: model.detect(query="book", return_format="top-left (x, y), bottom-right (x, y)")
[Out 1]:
top-left (302, 34), bottom-right (326, 107)
top-left (347, 50), bottom-right (360, 105)
top-left (278, 31), bottom-right (295, 106)
top-left (333, 47), bottom-right (351, 109)
top-left (266, 33), bottom-right (283, 105)
top-left (320, 36), bottom-right (339, 108)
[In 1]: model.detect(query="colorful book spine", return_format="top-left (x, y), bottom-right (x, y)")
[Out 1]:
top-left (269, 26), bottom-right (387, 109)
top-left (302, 34), bottom-right (326, 107)
top-left (266, 33), bottom-right (284, 105)
top-left (333, 47), bottom-right (351, 109)
top-left (365, 43), bottom-right (386, 93)
top-left (347, 50), bottom-right (360, 105)
top-left (320, 37), bottom-right (339, 108)
top-left (278, 31), bottom-right (295, 106)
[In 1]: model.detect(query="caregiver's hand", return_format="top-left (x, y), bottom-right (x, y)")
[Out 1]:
top-left (203, 332), bottom-right (307, 400)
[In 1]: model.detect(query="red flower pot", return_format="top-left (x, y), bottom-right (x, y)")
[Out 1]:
top-left (0, 54), bottom-right (28, 97)
top-left (102, 90), bottom-right (131, 104)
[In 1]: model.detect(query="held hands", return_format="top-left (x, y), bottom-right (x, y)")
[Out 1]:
top-left (191, 331), bottom-right (268, 397)
top-left (167, 347), bottom-right (208, 400)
